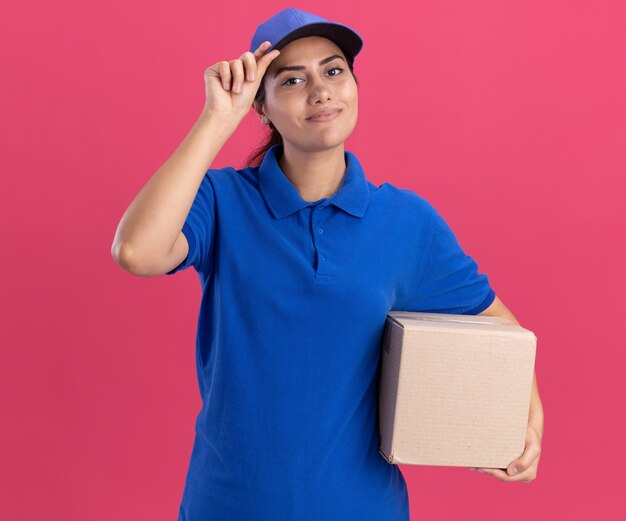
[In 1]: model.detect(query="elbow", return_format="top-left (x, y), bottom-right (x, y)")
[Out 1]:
top-left (111, 239), bottom-right (151, 277)
top-left (478, 295), bottom-right (520, 325)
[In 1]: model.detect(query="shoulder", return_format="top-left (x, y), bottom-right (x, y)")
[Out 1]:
top-left (202, 164), bottom-right (259, 193)
top-left (368, 180), bottom-right (435, 219)
top-left (204, 164), bottom-right (247, 184)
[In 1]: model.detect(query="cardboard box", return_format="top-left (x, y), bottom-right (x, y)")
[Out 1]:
top-left (378, 311), bottom-right (536, 469)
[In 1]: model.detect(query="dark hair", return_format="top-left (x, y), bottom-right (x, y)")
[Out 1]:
top-left (243, 52), bottom-right (359, 168)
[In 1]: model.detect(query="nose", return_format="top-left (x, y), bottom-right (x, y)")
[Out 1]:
top-left (308, 75), bottom-right (332, 103)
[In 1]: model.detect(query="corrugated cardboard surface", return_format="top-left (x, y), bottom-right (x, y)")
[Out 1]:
top-left (378, 311), bottom-right (536, 469)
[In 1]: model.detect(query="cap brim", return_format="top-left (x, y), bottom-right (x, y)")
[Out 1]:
top-left (266, 22), bottom-right (363, 63)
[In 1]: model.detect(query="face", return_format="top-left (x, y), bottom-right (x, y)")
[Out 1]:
top-left (255, 36), bottom-right (359, 153)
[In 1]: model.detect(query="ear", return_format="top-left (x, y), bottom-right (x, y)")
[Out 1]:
top-left (252, 100), bottom-right (267, 123)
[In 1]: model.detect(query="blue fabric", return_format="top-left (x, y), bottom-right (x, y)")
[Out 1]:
top-left (166, 143), bottom-right (496, 520)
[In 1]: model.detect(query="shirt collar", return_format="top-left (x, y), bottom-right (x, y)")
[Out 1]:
top-left (258, 143), bottom-right (371, 219)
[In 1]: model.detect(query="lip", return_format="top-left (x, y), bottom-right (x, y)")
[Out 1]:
top-left (306, 108), bottom-right (342, 122)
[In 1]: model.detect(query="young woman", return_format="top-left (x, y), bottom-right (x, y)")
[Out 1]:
top-left (111, 8), bottom-right (543, 521)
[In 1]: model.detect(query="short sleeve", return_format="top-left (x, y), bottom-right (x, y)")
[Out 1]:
top-left (403, 201), bottom-right (496, 314)
top-left (166, 172), bottom-right (217, 275)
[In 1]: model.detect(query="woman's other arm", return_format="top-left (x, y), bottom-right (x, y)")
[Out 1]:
top-left (470, 295), bottom-right (544, 482)
top-left (479, 296), bottom-right (544, 438)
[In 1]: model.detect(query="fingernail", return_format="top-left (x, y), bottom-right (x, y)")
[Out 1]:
top-left (508, 466), bottom-right (518, 476)
top-left (249, 72), bottom-right (256, 81)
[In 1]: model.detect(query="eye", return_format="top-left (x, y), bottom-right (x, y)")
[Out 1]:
top-left (281, 67), bottom-right (345, 86)
top-left (282, 77), bottom-right (302, 86)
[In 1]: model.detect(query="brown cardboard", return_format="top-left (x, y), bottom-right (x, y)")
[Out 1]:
top-left (378, 310), bottom-right (536, 469)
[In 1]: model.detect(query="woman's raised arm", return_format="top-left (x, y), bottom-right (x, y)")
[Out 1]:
top-left (111, 42), bottom-right (280, 276)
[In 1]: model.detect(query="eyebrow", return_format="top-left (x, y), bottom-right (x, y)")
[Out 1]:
top-left (272, 54), bottom-right (346, 79)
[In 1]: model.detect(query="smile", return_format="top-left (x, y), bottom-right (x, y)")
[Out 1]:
top-left (307, 109), bottom-right (342, 122)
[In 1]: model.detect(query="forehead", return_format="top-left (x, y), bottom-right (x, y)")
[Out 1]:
top-left (269, 36), bottom-right (344, 68)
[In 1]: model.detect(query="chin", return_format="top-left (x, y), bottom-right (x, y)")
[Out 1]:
top-left (316, 124), bottom-right (356, 146)
top-left (302, 132), bottom-right (352, 152)
top-left (281, 119), bottom-right (356, 152)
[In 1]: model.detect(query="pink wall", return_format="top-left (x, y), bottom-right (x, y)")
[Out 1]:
top-left (2, 1), bottom-right (624, 520)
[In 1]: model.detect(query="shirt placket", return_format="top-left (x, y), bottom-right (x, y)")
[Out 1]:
top-left (310, 202), bottom-right (333, 278)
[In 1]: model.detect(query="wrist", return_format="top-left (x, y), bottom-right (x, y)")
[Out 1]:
top-left (528, 409), bottom-right (544, 439)
top-left (197, 109), bottom-right (239, 133)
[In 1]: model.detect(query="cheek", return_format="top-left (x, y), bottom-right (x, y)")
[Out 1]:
top-left (340, 81), bottom-right (358, 104)
top-left (350, 90), bottom-right (358, 108)
top-left (345, 91), bottom-right (358, 116)
top-left (265, 94), bottom-right (292, 122)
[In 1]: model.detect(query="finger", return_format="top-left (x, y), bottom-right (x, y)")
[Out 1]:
top-left (506, 426), bottom-right (542, 477)
top-left (217, 61), bottom-right (231, 90)
top-left (229, 59), bottom-right (245, 93)
top-left (256, 48), bottom-right (280, 77)
top-left (474, 467), bottom-right (513, 481)
top-left (252, 40), bottom-right (272, 59)
top-left (476, 464), bottom-right (537, 483)
top-left (247, 41), bottom-right (281, 80)
top-left (239, 51), bottom-right (257, 82)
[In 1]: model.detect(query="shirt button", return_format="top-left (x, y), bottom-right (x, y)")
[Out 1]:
top-left (317, 227), bottom-right (324, 234)
top-left (318, 205), bottom-right (325, 211)
top-left (321, 254), bottom-right (326, 260)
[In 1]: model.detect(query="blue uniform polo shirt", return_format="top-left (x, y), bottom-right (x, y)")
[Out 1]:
top-left (166, 143), bottom-right (496, 521)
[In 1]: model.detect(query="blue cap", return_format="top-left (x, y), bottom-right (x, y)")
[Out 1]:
top-left (249, 8), bottom-right (363, 65)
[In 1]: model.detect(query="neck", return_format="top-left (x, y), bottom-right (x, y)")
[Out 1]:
top-left (277, 142), bottom-right (347, 202)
